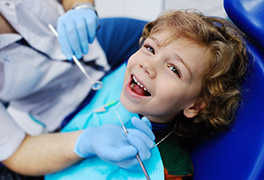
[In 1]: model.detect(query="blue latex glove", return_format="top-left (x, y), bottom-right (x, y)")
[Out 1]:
top-left (74, 117), bottom-right (155, 168)
top-left (57, 8), bottom-right (99, 60)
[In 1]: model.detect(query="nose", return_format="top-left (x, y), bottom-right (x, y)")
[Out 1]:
top-left (139, 61), bottom-right (157, 79)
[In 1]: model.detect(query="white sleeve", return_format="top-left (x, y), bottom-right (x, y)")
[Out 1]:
top-left (0, 103), bottom-right (26, 161)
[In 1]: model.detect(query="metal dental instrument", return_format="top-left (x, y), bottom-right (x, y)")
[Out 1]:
top-left (48, 24), bottom-right (103, 91)
top-left (115, 102), bottom-right (151, 180)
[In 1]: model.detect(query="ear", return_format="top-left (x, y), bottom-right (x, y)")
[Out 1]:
top-left (183, 100), bottom-right (206, 118)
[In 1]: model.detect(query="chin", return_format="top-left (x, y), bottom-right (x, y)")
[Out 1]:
top-left (120, 94), bottom-right (139, 114)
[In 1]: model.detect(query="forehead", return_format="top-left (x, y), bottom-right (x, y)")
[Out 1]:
top-left (148, 27), bottom-right (194, 48)
top-left (148, 29), bottom-right (202, 51)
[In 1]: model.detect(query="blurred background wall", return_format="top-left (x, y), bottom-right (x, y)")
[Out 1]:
top-left (95, 0), bottom-right (227, 21)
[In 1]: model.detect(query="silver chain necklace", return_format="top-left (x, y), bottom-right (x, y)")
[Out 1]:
top-left (115, 102), bottom-right (174, 148)
top-left (153, 129), bottom-right (174, 147)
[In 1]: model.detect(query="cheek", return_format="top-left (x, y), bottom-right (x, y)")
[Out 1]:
top-left (126, 58), bottom-right (135, 72)
top-left (127, 51), bottom-right (143, 65)
top-left (128, 52), bottom-right (137, 62)
top-left (155, 87), bottom-right (182, 109)
top-left (156, 81), bottom-right (192, 110)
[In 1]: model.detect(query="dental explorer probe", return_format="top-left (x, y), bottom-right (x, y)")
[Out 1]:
top-left (115, 102), bottom-right (151, 180)
top-left (48, 24), bottom-right (103, 91)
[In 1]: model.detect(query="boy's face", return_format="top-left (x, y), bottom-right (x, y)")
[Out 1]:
top-left (120, 30), bottom-right (209, 123)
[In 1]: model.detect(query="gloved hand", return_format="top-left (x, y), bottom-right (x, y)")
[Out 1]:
top-left (57, 8), bottom-right (99, 60)
top-left (74, 116), bottom-right (155, 168)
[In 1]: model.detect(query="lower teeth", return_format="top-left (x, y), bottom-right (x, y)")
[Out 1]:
top-left (130, 83), bottom-right (136, 89)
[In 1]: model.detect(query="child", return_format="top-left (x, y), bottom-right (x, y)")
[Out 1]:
top-left (46, 9), bottom-right (249, 180)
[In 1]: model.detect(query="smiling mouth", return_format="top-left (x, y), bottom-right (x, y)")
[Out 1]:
top-left (130, 75), bottom-right (151, 96)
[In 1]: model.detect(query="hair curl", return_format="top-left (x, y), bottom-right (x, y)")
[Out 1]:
top-left (140, 10), bottom-right (249, 140)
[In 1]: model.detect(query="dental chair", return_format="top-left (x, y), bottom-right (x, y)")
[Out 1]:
top-left (190, 0), bottom-right (264, 179)
top-left (96, 0), bottom-right (264, 179)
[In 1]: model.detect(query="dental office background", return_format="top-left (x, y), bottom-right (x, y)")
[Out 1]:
top-left (95, 0), bottom-right (226, 21)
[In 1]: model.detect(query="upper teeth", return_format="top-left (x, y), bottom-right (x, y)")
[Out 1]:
top-left (133, 76), bottom-right (148, 91)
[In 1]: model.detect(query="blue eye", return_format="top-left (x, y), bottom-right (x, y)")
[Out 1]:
top-left (168, 64), bottom-right (181, 78)
top-left (144, 45), bottom-right (155, 54)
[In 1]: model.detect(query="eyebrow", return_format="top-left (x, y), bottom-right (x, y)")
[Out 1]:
top-left (149, 36), bottom-right (163, 47)
top-left (149, 36), bottom-right (193, 77)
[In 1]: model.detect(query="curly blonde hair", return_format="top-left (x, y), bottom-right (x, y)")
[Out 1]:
top-left (140, 10), bottom-right (249, 139)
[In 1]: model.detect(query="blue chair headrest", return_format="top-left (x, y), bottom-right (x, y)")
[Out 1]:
top-left (224, 0), bottom-right (264, 49)
top-left (191, 0), bottom-right (264, 180)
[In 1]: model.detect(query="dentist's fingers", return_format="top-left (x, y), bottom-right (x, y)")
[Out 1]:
top-left (127, 133), bottom-right (152, 161)
top-left (131, 117), bottom-right (155, 141)
top-left (75, 17), bottom-right (89, 54)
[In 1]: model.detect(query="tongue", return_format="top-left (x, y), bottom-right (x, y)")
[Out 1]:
top-left (133, 84), bottom-right (147, 96)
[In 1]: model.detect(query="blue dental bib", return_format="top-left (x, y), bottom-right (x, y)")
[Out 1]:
top-left (45, 63), bottom-right (164, 180)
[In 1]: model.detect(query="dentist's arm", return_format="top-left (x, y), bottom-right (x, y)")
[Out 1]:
top-left (2, 117), bottom-right (154, 175)
top-left (58, 0), bottom-right (99, 60)
top-left (61, 0), bottom-right (95, 12)
top-left (2, 132), bottom-right (83, 176)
